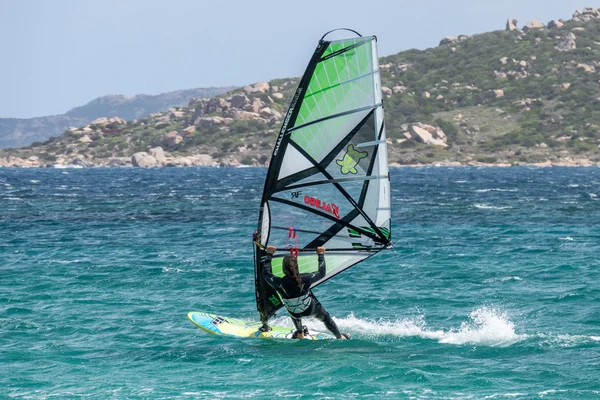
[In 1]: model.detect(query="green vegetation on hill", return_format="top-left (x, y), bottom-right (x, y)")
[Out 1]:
top-left (0, 87), bottom-right (234, 149)
top-left (3, 12), bottom-right (600, 167)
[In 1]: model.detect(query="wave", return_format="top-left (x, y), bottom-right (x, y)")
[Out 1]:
top-left (329, 306), bottom-right (526, 347)
top-left (559, 237), bottom-right (574, 241)
top-left (483, 276), bottom-right (523, 283)
top-left (536, 333), bottom-right (600, 347)
top-left (474, 203), bottom-right (512, 210)
top-left (475, 188), bottom-right (518, 193)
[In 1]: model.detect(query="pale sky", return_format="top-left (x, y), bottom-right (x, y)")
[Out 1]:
top-left (0, 0), bottom-right (592, 118)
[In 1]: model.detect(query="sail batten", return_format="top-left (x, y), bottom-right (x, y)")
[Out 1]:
top-left (254, 32), bottom-right (391, 324)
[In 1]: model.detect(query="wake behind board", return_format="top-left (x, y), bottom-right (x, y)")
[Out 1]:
top-left (187, 312), bottom-right (335, 340)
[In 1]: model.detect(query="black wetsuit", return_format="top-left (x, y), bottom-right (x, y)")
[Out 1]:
top-left (262, 253), bottom-right (342, 338)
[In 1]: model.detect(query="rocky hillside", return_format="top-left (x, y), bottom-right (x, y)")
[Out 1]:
top-left (0, 87), bottom-right (234, 149)
top-left (3, 7), bottom-right (600, 167)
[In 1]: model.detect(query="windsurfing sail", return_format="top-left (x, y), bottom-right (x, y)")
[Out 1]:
top-left (254, 29), bottom-right (392, 325)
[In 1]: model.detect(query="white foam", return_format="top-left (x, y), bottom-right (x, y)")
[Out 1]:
top-left (332, 306), bottom-right (526, 347)
top-left (54, 164), bottom-right (84, 169)
top-left (537, 333), bottom-right (600, 347)
top-left (439, 308), bottom-right (526, 346)
top-left (474, 204), bottom-right (512, 210)
top-left (475, 188), bottom-right (518, 193)
top-left (484, 276), bottom-right (523, 283)
top-left (484, 393), bottom-right (527, 399)
top-left (559, 237), bottom-right (574, 241)
top-left (539, 389), bottom-right (568, 397)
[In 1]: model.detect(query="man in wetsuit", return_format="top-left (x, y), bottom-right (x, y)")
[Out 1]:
top-left (262, 245), bottom-right (349, 339)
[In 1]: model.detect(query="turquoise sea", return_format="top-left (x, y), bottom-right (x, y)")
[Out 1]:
top-left (2, 166), bottom-right (600, 399)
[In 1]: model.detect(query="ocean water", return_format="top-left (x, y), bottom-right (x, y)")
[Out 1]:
top-left (1, 166), bottom-right (600, 399)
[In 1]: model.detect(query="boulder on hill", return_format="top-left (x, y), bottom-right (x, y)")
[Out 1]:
top-left (506, 18), bottom-right (518, 31)
top-left (194, 116), bottom-right (229, 128)
top-left (439, 35), bottom-right (472, 46)
top-left (205, 97), bottom-right (228, 114)
top-left (79, 135), bottom-right (92, 143)
top-left (408, 124), bottom-right (448, 147)
top-left (227, 110), bottom-right (262, 121)
top-left (230, 94), bottom-right (249, 109)
top-left (548, 20), bottom-right (564, 29)
top-left (523, 19), bottom-right (545, 32)
top-left (69, 157), bottom-right (91, 167)
top-left (244, 81), bottom-right (270, 94)
top-left (135, 154), bottom-right (158, 168)
top-left (131, 152), bottom-right (147, 166)
top-left (90, 117), bottom-right (126, 126)
top-left (259, 107), bottom-right (282, 121)
top-left (556, 32), bottom-right (577, 52)
top-left (573, 7), bottom-right (600, 22)
top-left (149, 147), bottom-right (166, 164)
top-left (245, 98), bottom-right (265, 113)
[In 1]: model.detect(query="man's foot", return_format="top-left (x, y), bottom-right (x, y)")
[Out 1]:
top-left (291, 330), bottom-right (305, 339)
top-left (340, 333), bottom-right (351, 340)
top-left (302, 325), bottom-right (309, 335)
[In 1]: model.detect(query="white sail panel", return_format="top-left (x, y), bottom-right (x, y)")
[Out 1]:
top-left (277, 145), bottom-right (315, 180)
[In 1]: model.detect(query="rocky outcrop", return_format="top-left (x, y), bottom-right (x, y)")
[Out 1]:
top-left (90, 116), bottom-right (127, 126)
top-left (506, 18), bottom-right (518, 31)
top-left (577, 63), bottom-right (596, 73)
top-left (149, 147), bottom-right (165, 164)
top-left (243, 81), bottom-right (270, 94)
top-left (131, 152), bottom-right (147, 166)
top-left (548, 20), bottom-right (565, 29)
top-left (137, 155), bottom-right (158, 168)
top-left (407, 124), bottom-right (448, 147)
top-left (439, 35), bottom-right (472, 46)
top-left (194, 116), bottom-right (232, 128)
top-left (556, 32), bottom-right (577, 52)
top-left (572, 7), bottom-right (600, 22)
top-left (227, 110), bottom-right (263, 121)
top-left (392, 85), bottom-right (405, 94)
top-left (230, 94), bottom-right (249, 109)
top-left (523, 19), bottom-right (545, 32)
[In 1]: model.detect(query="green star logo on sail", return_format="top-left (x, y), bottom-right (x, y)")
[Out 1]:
top-left (336, 144), bottom-right (368, 174)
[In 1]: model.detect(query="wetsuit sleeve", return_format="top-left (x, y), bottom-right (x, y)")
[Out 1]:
top-left (261, 253), bottom-right (282, 287)
top-left (300, 254), bottom-right (326, 284)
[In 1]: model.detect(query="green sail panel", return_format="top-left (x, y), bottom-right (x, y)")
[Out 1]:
top-left (254, 30), bottom-right (391, 324)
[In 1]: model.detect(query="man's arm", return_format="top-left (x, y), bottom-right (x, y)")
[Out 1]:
top-left (262, 246), bottom-right (281, 287)
top-left (301, 246), bottom-right (326, 284)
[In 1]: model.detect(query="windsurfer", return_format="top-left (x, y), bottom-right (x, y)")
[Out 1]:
top-left (262, 245), bottom-right (350, 339)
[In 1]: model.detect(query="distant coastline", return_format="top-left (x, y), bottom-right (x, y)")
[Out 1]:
top-left (1, 156), bottom-right (599, 169)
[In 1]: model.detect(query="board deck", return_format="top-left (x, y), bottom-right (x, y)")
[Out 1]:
top-left (187, 311), bottom-right (335, 340)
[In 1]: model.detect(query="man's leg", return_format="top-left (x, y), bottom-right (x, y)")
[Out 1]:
top-left (290, 314), bottom-right (304, 339)
top-left (310, 299), bottom-right (343, 339)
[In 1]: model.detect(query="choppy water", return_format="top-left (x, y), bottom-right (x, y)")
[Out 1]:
top-left (1, 166), bottom-right (600, 399)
